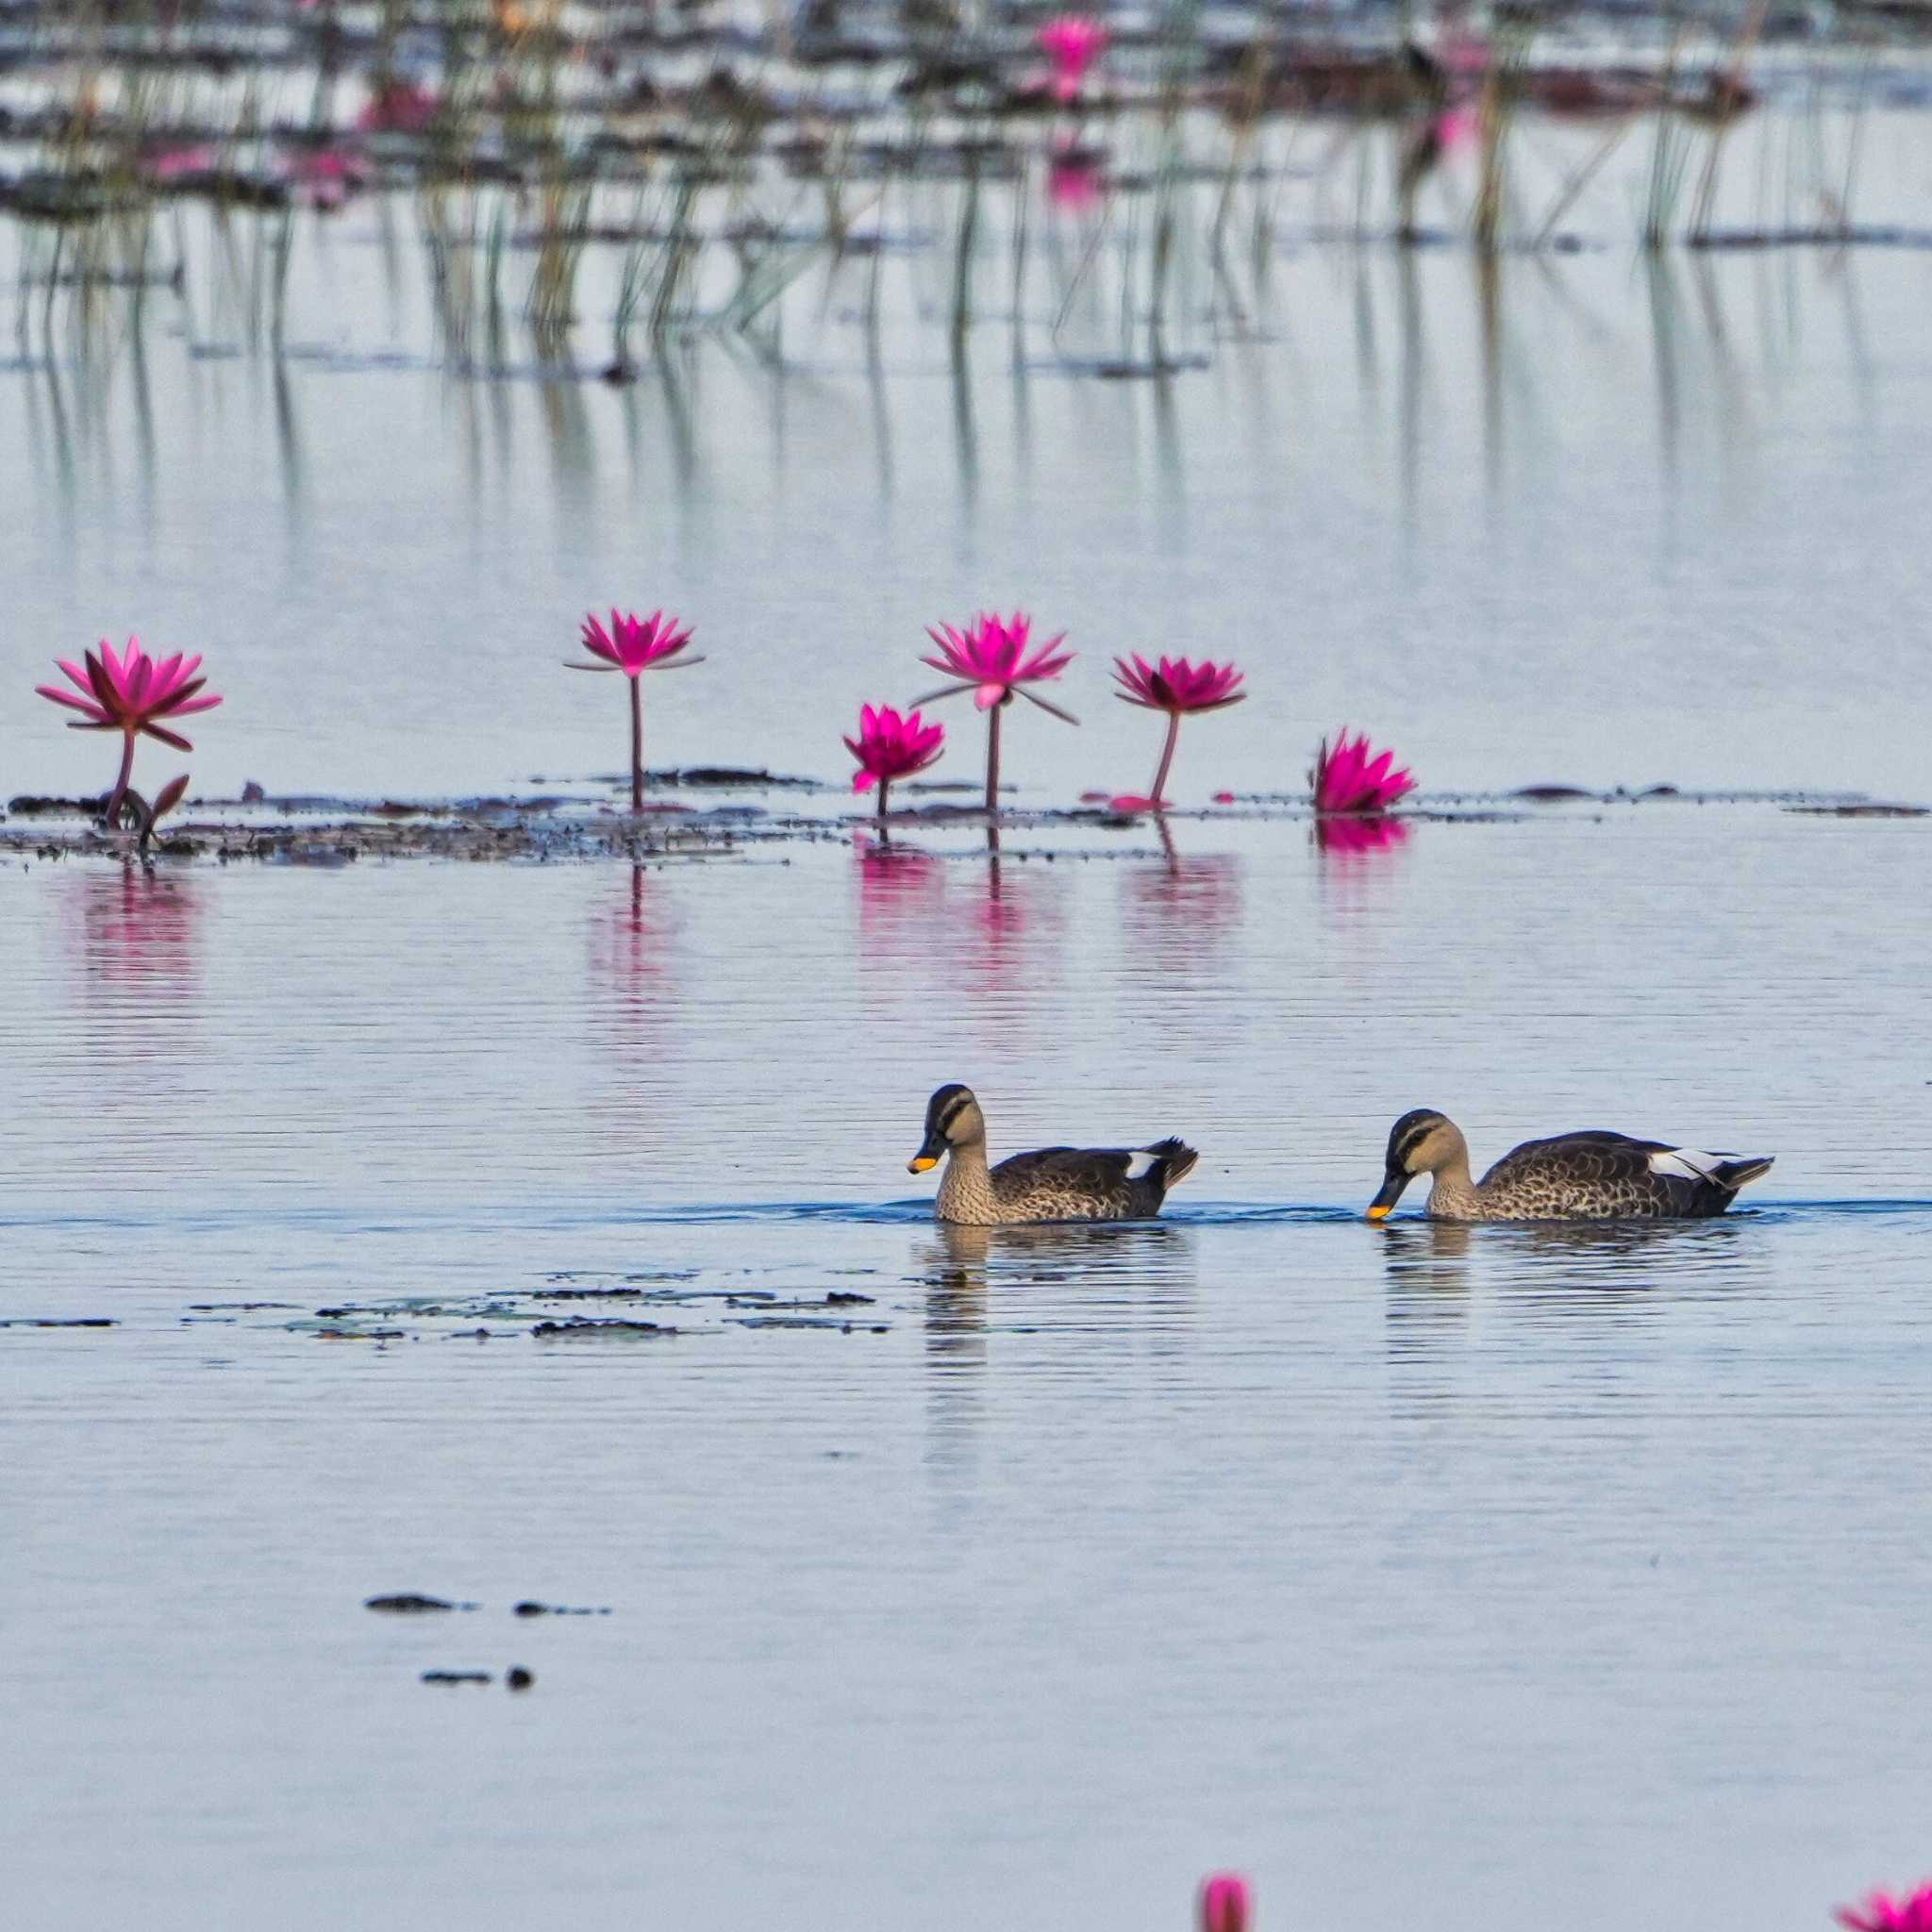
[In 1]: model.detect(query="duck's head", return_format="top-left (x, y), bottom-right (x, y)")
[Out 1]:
top-left (908, 1083), bottom-right (985, 1174)
top-left (1368, 1108), bottom-right (1464, 1220)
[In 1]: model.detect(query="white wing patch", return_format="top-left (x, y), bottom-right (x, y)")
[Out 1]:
top-left (1124, 1150), bottom-right (1158, 1180)
top-left (1648, 1147), bottom-right (1727, 1184)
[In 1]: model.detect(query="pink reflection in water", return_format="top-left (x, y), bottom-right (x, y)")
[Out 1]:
top-left (72, 865), bottom-right (204, 995)
top-left (1047, 149), bottom-right (1106, 214)
top-left (1124, 818), bottom-right (1245, 958)
top-left (854, 830), bottom-right (946, 939)
top-left (1314, 813), bottom-right (1412, 857)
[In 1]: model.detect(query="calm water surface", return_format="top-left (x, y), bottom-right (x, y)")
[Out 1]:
top-left (4, 808), bottom-right (1930, 1928)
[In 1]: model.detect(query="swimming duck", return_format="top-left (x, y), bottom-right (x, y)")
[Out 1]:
top-left (1367, 1109), bottom-right (1774, 1222)
top-left (908, 1083), bottom-right (1198, 1225)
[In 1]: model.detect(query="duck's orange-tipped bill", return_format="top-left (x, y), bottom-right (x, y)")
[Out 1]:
top-left (1367, 1173), bottom-right (1408, 1221)
top-left (908, 1154), bottom-right (940, 1174)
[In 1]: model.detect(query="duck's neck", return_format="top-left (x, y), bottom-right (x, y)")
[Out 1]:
top-left (937, 1141), bottom-right (998, 1224)
top-left (1425, 1152), bottom-right (1481, 1220)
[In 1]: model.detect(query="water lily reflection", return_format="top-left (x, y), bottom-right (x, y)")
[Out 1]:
top-left (1124, 816), bottom-right (1245, 965)
top-left (72, 864), bottom-right (204, 995)
top-left (1314, 812), bottom-right (1412, 857)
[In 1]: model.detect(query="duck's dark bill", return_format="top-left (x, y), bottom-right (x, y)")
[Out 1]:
top-left (1366, 1174), bottom-right (1408, 1221)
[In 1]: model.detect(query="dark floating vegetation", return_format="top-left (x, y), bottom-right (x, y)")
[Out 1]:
top-left (366, 1592), bottom-right (477, 1613)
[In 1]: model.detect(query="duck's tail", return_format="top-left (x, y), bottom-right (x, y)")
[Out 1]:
top-left (1146, 1137), bottom-right (1199, 1190)
top-left (1713, 1154), bottom-right (1774, 1192)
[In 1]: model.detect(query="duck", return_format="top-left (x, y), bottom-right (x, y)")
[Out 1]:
top-left (1367, 1109), bottom-right (1774, 1222)
top-left (908, 1083), bottom-right (1198, 1225)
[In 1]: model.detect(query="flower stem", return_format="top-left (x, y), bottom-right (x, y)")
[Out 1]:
top-left (984, 702), bottom-right (1003, 815)
top-left (628, 675), bottom-right (643, 813)
top-left (104, 731), bottom-right (138, 831)
top-left (876, 778), bottom-right (890, 821)
top-left (1148, 709), bottom-right (1182, 806)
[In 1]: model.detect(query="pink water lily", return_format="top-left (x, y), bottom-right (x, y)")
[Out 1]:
top-left (1838, 1884), bottom-right (1932, 1932)
top-left (1311, 728), bottom-right (1415, 814)
top-left (567, 608), bottom-right (702, 812)
top-left (1198, 1872), bottom-right (1251, 1932)
top-left (357, 78), bottom-right (437, 135)
top-left (1112, 653), bottom-right (1245, 808)
top-left (1038, 15), bottom-right (1109, 102)
top-left (37, 637), bottom-right (221, 831)
top-left (918, 610), bottom-right (1075, 813)
top-left (844, 704), bottom-right (944, 817)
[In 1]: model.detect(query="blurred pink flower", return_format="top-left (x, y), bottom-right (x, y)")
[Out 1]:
top-left (284, 147), bottom-right (369, 209)
top-left (1838, 1885), bottom-right (1932, 1932)
top-left (1048, 151), bottom-right (1105, 212)
top-left (1211, 789), bottom-right (1237, 804)
top-left (1113, 653), bottom-right (1245, 807)
top-left (1038, 15), bottom-right (1109, 102)
top-left (844, 703), bottom-right (944, 814)
top-left (1198, 1873), bottom-right (1252, 1932)
top-left (567, 607), bottom-right (702, 812)
top-left (37, 637), bottom-right (222, 828)
top-left (918, 610), bottom-right (1076, 814)
top-left (358, 78), bottom-right (437, 135)
top-left (144, 145), bottom-right (219, 184)
top-left (1311, 728), bottom-right (1415, 814)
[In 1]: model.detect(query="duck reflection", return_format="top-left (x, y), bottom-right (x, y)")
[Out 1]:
top-left (1377, 1219), bottom-right (1473, 1363)
top-left (916, 1216), bottom-right (1198, 1478)
top-left (1378, 1210), bottom-right (1753, 1343)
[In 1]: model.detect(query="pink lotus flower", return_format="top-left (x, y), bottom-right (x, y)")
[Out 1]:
top-left (36, 637), bottom-right (221, 832)
top-left (1838, 1884), bottom-right (1932, 1932)
top-left (1038, 15), bottom-right (1109, 102)
top-left (358, 78), bottom-right (437, 135)
top-left (917, 610), bottom-right (1076, 814)
top-left (1198, 1873), bottom-right (1251, 1932)
top-left (844, 704), bottom-right (944, 816)
top-left (1112, 653), bottom-right (1245, 808)
top-left (1311, 728), bottom-right (1415, 814)
top-left (567, 608), bottom-right (703, 812)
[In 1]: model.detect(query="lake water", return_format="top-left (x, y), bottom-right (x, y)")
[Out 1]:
top-left (5, 85), bottom-right (1932, 1932)
top-left (4, 802), bottom-right (1929, 1930)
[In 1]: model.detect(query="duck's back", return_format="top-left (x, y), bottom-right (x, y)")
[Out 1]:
top-left (991, 1141), bottom-right (1194, 1221)
top-left (1479, 1130), bottom-right (1742, 1219)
